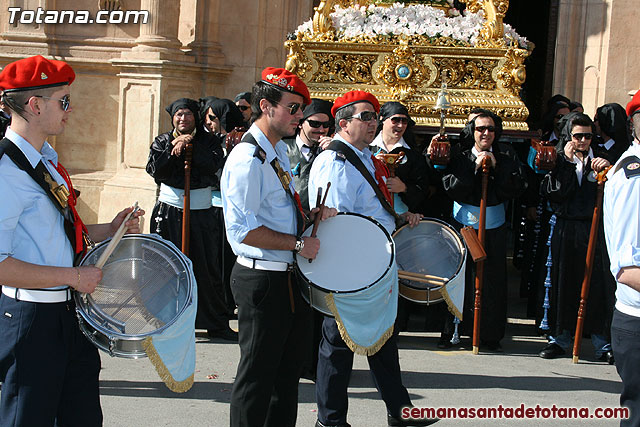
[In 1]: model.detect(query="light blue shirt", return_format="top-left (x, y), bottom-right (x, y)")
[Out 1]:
top-left (221, 124), bottom-right (298, 263)
top-left (604, 143), bottom-right (640, 315)
top-left (0, 128), bottom-right (74, 290)
top-left (309, 134), bottom-right (395, 234)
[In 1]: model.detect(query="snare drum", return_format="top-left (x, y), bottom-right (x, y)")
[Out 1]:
top-left (75, 234), bottom-right (195, 358)
top-left (393, 218), bottom-right (466, 305)
top-left (296, 212), bottom-right (395, 316)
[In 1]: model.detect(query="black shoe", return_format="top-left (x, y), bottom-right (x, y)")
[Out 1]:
top-left (207, 327), bottom-right (239, 342)
top-left (539, 343), bottom-right (566, 359)
top-left (388, 413), bottom-right (439, 426)
top-left (437, 335), bottom-right (453, 349)
top-left (483, 340), bottom-right (503, 352)
top-left (597, 350), bottom-right (615, 365)
top-left (315, 420), bottom-right (351, 427)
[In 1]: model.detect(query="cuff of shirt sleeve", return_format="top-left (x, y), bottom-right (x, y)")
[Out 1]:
top-left (611, 245), bottom-right (640, 279)
top-left (228, 213), bottom-right (261, 244)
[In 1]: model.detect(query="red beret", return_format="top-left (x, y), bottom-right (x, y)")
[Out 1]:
top-left (627, 89), bottom-right (640, 117)
top-left (261, 67), bottom-right (311, 105)
top-left (331, 90), bottom-right (380, 117)
top-left (0, 55), bottom-right (75, 93)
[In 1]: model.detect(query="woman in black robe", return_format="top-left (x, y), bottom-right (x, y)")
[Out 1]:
top-left (146, 98), bottom-right (237, 340)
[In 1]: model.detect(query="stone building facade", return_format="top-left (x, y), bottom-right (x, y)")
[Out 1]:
top-left (0, 0), bottom-right (637, 228)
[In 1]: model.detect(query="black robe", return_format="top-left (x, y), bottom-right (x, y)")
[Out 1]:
top-left (538, 151), bottom-right (616, 339)
top-left (442, 142), bottom-right (528, 343)
top-left (146, 130), bottom-right (230, 332)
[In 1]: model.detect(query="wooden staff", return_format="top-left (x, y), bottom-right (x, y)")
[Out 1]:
top-left (572, 165), bottom-right (612, 363)
top-left (472, 156), bottom-right (490, 355)
top-left (181, 141), bottom-right (193, 256)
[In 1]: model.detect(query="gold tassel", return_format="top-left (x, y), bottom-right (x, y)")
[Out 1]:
top-left (325, 294), bottom-right (394, 356)
top-left (142, 337), bottom-right (194, 393)
top-left (440, 285), bottom-right (463, 320)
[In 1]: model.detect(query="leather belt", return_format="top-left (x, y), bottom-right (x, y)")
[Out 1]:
top-left (2, 286), bottom-right (72, 303)
top-left (237, 256), bottom-right (290, 272)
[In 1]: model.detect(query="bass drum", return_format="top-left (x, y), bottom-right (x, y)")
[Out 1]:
top-left (75, 234), bottom-right (194, 359)
top-left (295, 212), bottom-right (395, 316)
top-left (393, 218), bottom-right (466, 305)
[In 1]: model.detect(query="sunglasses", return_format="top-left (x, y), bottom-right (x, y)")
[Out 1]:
top-left (274, 101), bottom-right (304, 115)
top-left (390, 117), bottom-right (409, 125)
top-left (571, 132), bottom-right (593, 140)
top-left (237, 105), bottom-right (250, 112)
top-left (475, 125), bottom-right (496, 133)
top-left (30, 94), bottom-right (71, 112)
top-left (348, 110), bottom-right (378, 122)
top-left (306, 119), bottom-right (331, 129)
top-left (207, 114), bottom-right (218, 121)
top-left (554, 114), bottom-right (565, 120)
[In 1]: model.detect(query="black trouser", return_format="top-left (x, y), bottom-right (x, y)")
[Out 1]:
top-left (316, 317), bottom-right (411, 425)
top-left (0, 297), bottom-right (102, 427)
top-left (611, 309), bottom-right (640, 427)
top-left (229, 263), bottom-right (311, 427)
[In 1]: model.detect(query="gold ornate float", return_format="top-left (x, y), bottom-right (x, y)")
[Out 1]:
top-left (285, 0), bottom-right (533, 130)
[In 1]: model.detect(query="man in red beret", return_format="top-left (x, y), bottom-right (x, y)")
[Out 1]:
top-left (308, 90), bottom-right (435, 427)
top-left (221, 67), bottom-right (335, 427)
top-left (604, 89), bottom-right (640, 426)
top-left (0, 55), bottom-right (143, 426)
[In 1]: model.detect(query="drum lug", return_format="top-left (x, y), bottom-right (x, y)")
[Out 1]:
top-left (108, 337), bottom-right (116, 357)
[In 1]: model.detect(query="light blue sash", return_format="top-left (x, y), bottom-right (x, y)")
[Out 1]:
top-left (211, 190), bottom-right (223, 208)
top-left (159, 184), bottom-right (213, 210)
top-left (327, 264), bottom-right (398, 356)
top-left (452, 201), bottom-right (505, 230)
top-left (394, 194), bottom-right (408, 215)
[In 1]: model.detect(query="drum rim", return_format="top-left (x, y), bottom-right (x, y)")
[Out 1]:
top-left (393, 217), bottom-right (466, 291)
top-left (74, 233), bottom-right (194, 340)
top-left (295, 211), bottom-right (396, 295)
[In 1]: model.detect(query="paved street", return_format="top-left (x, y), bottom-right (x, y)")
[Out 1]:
top-left (98, 318), bottom-right (623, 427)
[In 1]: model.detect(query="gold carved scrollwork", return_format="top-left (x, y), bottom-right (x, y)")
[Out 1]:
top-left (433, 58), bottom-right (498, 90)
top-left (285, 41), bottom-right (313, 80)
top-left (466, 0), bottom-right (509, 48)
top-left (496, 47), bottom-right (529, 96)
top-left (376, 41), bottom-right (436, 100)
top-left (310, 53), bottom-right (378, 84)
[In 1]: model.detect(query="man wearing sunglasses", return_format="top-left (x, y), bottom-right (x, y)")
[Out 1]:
top-left (538, 113), bottom-right (615, 363)
top-left (234, 91), bottom-right (253, 127)
top-left (222, 67), bottom-right (336, 427)
top-left (439, 109), bottom-right (527, 352)
top-left (0, 55), bottom-right (143, 426)
top-left (604, 89), bottom-right (640, 427)
top-left (284, 98), bottom-right (334, 211)
top-left (309, 90), bottom-right (434, 427)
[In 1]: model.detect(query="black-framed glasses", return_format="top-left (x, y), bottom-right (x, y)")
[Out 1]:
top-left (29, 94), bottom-right (71, 111)
top-left (571, 132), bottom-right (593, 140)
top-left (390, 117), bottom-right (409, 125)
top-left (475, 125), bottom-right (496, 133)
top-left (348, 110), bottom-right (377, 122)
top-left (207, 114), bottom-right (218, 122)
top-left (306, 119), bottom-right (331, 129)
top-left (237, 105), bottom-right (250, 112)
top-left (274, 101), bottom-right (303, 115)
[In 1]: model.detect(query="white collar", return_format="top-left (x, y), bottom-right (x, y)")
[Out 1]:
top-left (370, 133), bottom-right (410, 153)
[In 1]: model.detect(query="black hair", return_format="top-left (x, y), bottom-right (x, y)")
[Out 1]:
top-left (250, 81), bottom-right (283, 123)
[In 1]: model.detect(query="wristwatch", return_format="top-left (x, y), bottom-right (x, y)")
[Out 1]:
top-left (294, 238), bottom-right (305, 254)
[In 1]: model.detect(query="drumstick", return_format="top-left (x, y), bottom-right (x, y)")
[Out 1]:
top-left (95, 202), bottom-right (140, 269)
top-left (398, 270), bottom-right (448, 283)
top-left (398, 274), bottom-right (446, 287)
top-left (308, 183), bottom-right (331, 263)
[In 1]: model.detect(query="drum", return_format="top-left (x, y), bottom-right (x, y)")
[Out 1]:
top-left (393, 218), bottom-right (466, 305)
top-left (296, 212), bottom-right (395, 316)
top-left (75, 234), bottom-right (195, 359)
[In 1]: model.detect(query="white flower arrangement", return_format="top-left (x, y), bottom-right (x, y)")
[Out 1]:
top-left (294, 2), bottom-right (529, 49)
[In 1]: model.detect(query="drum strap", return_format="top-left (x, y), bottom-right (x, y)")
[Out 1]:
top-left (326, 140), bottom-right (403, 227)
top-left (241, 132), bottom-right (307, 236)
top-left (0, 137), bottom-right (85, 264)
